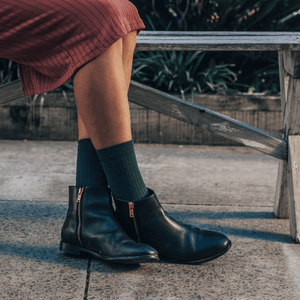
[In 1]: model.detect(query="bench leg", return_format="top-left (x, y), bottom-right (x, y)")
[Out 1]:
top-left (274, 51), bottom-right (289, 218)
top-left (276, 50), bottom-right (300, 242)
top-left (287, 136), bottom-right (300, 242)
top-left (274, 160), bottom-right (289, 218)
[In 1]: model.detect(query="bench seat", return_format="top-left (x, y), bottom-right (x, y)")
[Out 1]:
top-left (136, 31), bottom-right (300, 51)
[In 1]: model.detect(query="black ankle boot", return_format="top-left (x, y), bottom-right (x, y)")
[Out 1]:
top-left (114, 189), bottom-right (231, 264)
top-left (60, 186), bottom-right (159, 264)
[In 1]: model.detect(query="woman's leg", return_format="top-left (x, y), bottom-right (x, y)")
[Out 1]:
top-left (74, 33), bottom-right (134, 150)
top-left (74, 31), bottom-right (149, 202)
top-left (75, 31), bottom-right (137, 188)
top-left (76, 31), bottom-right (137, 141)
top-left (61, 31), bottom-right (160, 263)
top-left (72, 31), bottom-right (231, 264)
top-left (75, 30), bottom-right (137, 188)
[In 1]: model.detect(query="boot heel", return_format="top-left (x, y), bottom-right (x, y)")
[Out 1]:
top-left (60, 241), bottom-right (81, 255)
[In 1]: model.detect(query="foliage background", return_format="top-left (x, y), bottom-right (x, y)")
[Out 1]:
top-left (1, 0), bottom-right (300, 95)
top-left (131, 0), bottom-right (300, 95)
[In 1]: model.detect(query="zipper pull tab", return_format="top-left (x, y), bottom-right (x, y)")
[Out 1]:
top-left (77, 187), bottom-right (84, 203)
top-left (128, 202), bottom-right (134, 218)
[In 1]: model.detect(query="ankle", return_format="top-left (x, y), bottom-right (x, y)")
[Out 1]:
top-left (96, 140), bottom-right (149, 201)
top-left (76, 139), bottom-right (108, 187)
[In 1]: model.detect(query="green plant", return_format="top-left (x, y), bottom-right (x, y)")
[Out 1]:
top-left (247, 57), bottom-right (280, 94)
top-left (132, 50), bottom-right (241, 98)
top-left (0, 58), bottom-right (18, 85)
top-left (131, 0), bottom-right (300, 94)
top-left (135, 0), bottom-right (300, 32)
top-left (3, 1), bottom-right (300, 95)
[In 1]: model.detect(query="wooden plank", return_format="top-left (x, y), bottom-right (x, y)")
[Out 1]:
top-left (274, 51), bottom-right (289, 219)
top-left (185, 94), bottom-right (281, 111)
top-left (0, 79), bottom-right (77, 108)
top-left (139, 31), bottom-right (300, 37)
top-left (282, 67), bottom-right (300, 136)
top-left (280, 50), bottom-right (300, 240)
top-left (274, 160), bottom-right (289, 219)
top-left (0, 105), bottom-right (78, 141)
top-left (0, 79), bottom-right (24, 107)
top-left (137, 37), bottom-right (300, 45)
top-left (128, 80), bottom-right (287, 160)
top-left (136, 31), bottom-right (300, 51)
top-left (283, 51), bottom-right (300, 79)
top-left (129, 106), bottom-right (281, 145)
top-left (1, 93), bottom-right (76, 108)
top-left (0, 84), bottom-right (282, 144)
top-left (287, 135), bottom-right (300, 242)
top-left (2, 85), bottom-right (282, 112)
top-left (138, 35), bottom-right (300, 42)
top-left (136, 40), bottom-right (299, 52)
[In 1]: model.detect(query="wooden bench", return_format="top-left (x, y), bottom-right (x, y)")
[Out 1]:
top-left (1, 31), bottom-right (300, 241)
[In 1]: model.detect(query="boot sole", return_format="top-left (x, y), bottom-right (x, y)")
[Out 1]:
top-left (160, 240), bottom-right (232, 265)
top-left (59, 241), bottom-right (159, 264)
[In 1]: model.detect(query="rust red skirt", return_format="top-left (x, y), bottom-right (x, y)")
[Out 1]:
top-left (0, 0), bottom-right (145, 95)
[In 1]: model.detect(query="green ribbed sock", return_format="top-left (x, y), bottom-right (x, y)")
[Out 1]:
top-left (96, 140), bottom-right (149, 202)
top-left (76, 139), bottom-right (107, 187)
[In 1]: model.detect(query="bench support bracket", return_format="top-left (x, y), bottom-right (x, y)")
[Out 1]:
top-left (275, 51), bottom-right (300, 242)
top-left (128, 81), bottom-right (287, 160)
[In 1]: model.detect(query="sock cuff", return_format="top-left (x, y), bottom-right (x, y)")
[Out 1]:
top-left (76, 139), bottom-right (108, 187)
top-left (96, 140), bottom-right (134, 162)
top-left (78, 139), bottom-right (95, 152)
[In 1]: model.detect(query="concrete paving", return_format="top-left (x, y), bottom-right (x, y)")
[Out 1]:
top-left (0, 140), bottom-right (299, 299)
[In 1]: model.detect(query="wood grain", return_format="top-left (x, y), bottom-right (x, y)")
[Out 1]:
top-left (0, 102), bottom-right (78, 141)
top-left (0, 79), bottom-right (24, 107)
top-left (184, 94), bottom-right (281, 111)
top-left (274, 160), bottom-right (289, 219)
top-left (129, 107), bottom-right (281, 145)
top-left (287, 135), bottom-right (300, 242)
top-left (139, 31), bottom-right (300, 36)
top-left (1, 80), bottom-right (282, 112)
top-left (136, 31), bottom-right (300, 51)
top-left (0, 85), bottom-right (282, 144)
top-left (274, 51), bottom-right (289, 219)
top-left (282, 70), bottom-right (300, 136)
top-left (283, 51), bottom-right (300, 79)
top-left (278, 51), bottom-right (300, 241)
top-left (128, 80), bottom-right (287, 160)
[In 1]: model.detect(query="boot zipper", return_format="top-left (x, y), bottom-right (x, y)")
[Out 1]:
top-left (77, 187), bottom-right (84, 244)
top-left (128, 202), bottom-right (141, 243)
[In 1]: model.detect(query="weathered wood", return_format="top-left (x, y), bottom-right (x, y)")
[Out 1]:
top-left (2, 81), bottom-right (282, 112)
top-left (274, 51), bottom-right (289, 219)
top-left (277, 50), bottom-right (300, 240)
top-left (283, 51), bottom-right (300, 79)
top-left (136, 31), bottom-right (300, 51)
top-left (129, 107), bottom-right (282, 145)
top-left (0, 94), bottom-right (282, 144)
top-left (274, 160), bottom-right (289, 219)
top-left (282, 68), bottom-right (300, 136)
top-left (0, 79), bottom-right (24, 107)
top-left (140, 31), bottom-right (300, 37)
top-left (128, 80), bottom-right (287, 160)
top-left (287, 135), bottom-right (300, 242)
top-left (1, 92), bottom-right (76, 108)
top-left (0, 103), bottom-right (78, 141)
top-left (184, 93), bottom-right (281, 111)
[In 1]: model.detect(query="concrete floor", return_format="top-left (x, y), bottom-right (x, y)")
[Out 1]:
top-left (0, 140), bottom-right (299, 299)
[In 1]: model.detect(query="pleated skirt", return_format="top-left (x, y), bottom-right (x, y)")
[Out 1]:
top-left (0, 0), bottom-right (145, 95)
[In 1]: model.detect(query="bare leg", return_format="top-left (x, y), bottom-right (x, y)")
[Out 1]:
top-left (72, 31), bottom-right (231, 264)
top-left (76, 31), bottom-right (137, 146)
top-left (75, 30), bottom-right (149, 201)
